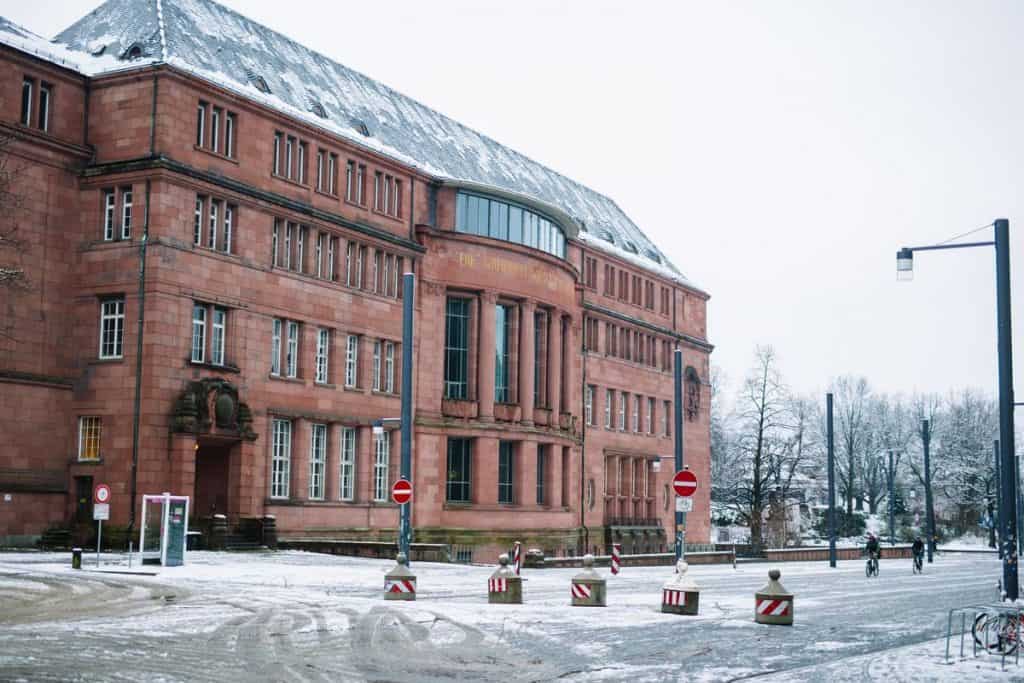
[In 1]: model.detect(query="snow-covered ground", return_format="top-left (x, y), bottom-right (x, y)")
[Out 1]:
top-left (0, 550), bottom-right (1017, 681)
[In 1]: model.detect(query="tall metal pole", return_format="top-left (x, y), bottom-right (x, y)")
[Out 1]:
top-left (994, 218), bottom-right (1018, 600)
top-left (398, 272), bottom-right (415, 562)
top-left (888, 451), bottom-right (896, 546)
top-left (922, 419), bottom-right (935, 564)
top-left (995, 439), bottom-right (1002, 558)
top-left (827, 393), bottom-right (836, 568)
top-left (673, 349), bottom-right (684, 562)
top-left (1016, 450), bottom-right (1023, 557)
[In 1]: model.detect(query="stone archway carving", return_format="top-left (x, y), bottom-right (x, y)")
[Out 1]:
top-left (171, 378), bottom-right (257, 440)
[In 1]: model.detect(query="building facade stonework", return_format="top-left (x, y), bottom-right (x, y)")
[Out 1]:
top-left (0, 1), bottom-right (712, 559)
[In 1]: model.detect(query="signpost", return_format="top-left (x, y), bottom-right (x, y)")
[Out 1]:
top-left (93, 484), bottom-right (111, 567)
top-left (392, 478), bottom-right (413, 505)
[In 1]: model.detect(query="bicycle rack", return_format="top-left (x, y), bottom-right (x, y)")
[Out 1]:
top-left (945, 603), bottom-right (1023, 671)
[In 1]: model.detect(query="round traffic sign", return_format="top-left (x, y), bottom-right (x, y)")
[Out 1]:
top-left (392, 478), bottom-right (413, 505)
top-left (94, 484), bottom-right (111, 504)
top-left (672, 469), bottom-right (697, 498)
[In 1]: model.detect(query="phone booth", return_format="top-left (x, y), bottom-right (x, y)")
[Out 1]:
top-left (139, 493), bottom-right (190, 566)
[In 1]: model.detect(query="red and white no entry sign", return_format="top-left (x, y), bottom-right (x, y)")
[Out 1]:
top-left (672, 469), bottom-right (697, 498)
top-left (392, 478), bottom-right (413, 505)
top-left (93, 483), bottom-right (111, 504)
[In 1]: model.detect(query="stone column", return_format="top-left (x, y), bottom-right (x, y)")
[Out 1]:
top-left (548, 310), bottom-right (563, 424)
top-left (357, 426), bottom-right (375, 502)
top-left (563, 315), bottom-right (577, 425)
top-left (292, 420), bottom-right (310, 502)
top-left (477, 292), bottom-right (497, 421)
top-left (519, 301), bottom-right (536, 425)
top-left (474, 437), bottom-right (499, 506)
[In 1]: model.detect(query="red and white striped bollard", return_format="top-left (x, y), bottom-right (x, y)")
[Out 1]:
top-left (610, 543), bottom-right (621, 575)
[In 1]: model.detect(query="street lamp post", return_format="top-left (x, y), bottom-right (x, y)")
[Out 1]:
top-left (922, 419), bottom-right (936, 564)
top-left (897, 218), bottom-right (1017, 599)
top-left (827, 393), bottom-right (836, 568)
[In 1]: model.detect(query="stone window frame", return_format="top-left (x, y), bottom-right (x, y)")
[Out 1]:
top-left (78, 416), bottom-right (102, 462)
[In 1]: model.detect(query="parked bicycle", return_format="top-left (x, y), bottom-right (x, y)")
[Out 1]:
top-left (973, 610), bottom-right (1022, 655)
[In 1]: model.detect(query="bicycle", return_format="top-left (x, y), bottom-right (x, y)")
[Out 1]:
top-left (972, 610), bottom-right (1022, 655)
top-left (912, 553), bottom-right (923, 574)
top-left (865, 555), bottom-right (879, 578)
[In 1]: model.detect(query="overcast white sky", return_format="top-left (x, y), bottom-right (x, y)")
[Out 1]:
top-left (8, 0), bottom-right (1024, 400)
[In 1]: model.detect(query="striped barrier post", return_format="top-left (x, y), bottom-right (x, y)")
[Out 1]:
top-left (661, 559), bottom-right (700, 615)
top-left (512, 541), bottom-right (522, 576)
top-left (611, 543), bottom-right (621, 575)
top-left (754, 569), bottom-right (793, 625)
top-left (384, 552), bottom-right (416, 601)
top-left (488, 553), bottom-right (523, 604)
top-left (570, 554), bottom-right (606, 607)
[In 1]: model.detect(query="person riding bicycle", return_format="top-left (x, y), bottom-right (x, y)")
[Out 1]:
top-left (911, 536), bottom-right (925, 560)
top-left (865, 533), bottom-right (881, 561)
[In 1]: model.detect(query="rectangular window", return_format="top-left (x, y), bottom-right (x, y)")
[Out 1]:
top-left (534, 311), bottom-right (548, 406)
top-left (536, 445), bottom-right (547, 505)
top-left (309, 423), bottom-right (327, 500)
top-left (374, 431), bottom-right (390, 502)
top-left (286, 321), bottom-right (299, 378)
top-left (383, 175), bottom-right (391, 215)
top-left (296, 225), bottom-right (306, 273)
top-left (648, 397), bottom-right (655, 434)
top-left (194, 196), bottom-right (204, 246)
top-left (605, 389), bottom-right (613, 429)
top-left (357, 164), bottom-right (366, 204)
top-left (664, 400), bottom-right (672, 437)
top-left (633, 394), bottom-right (640, 433)
top-left (372, 340), bottom-right (382, 392)
top-left (103, 190), bottom-right (116, 241)
top-left (225, 112), bottom-right (235, 158)
top-left (211, 307), bottom-right (226, 366)
top-left (285, 136), bottom-right (294, 179)
top-left (120, 188), bottom-right (132, 240)
top-left (329, 153), bottom-right (338, 195)
top-left (446, 438), bottom-right (472, 503)
top-left (339, 427), bottom-right (356, 501)
top-left (196, 101), bottom-right (206, 147)
top-left (38, 82), bottom-right (51, 132)
top-left (272, 220), bottom-right (279, 266)
top-left (21, 78), bottom-right (33, 126)
top-left (316, 149), bottom-right (325, 192)
top-left (585, 385), bottom-right (595, 426)
top-left (393, 179), bottom-right (402, 217)
top-left (208, 199), bottom-right (219, 250)
top-left (271, 419), bottom-right (292, 499)
top-left (372, 250), bottom-right (382, 293)
top-left (584, 257), bottom-right (597, 289)
top-left (283, 222), bottom-right (292, 270)
top-left (327, 236), bottom-right (337, 281)
top-left (78, 416), bottom-right (102, 462)
top-left (210, 106), bottom-right (221, 152)
top-left (191, 304), bottom-right (207, 363)
top-left (298, 142), bottom-right (307, 184)
top-left (498, 441), bottom-right (514, 504)
top-left (99, 298), bottom-right (124, 359)
top-left (356, 246), bottom-right (365, 288)
top-left (270, 318), bottom-right (282, 376)
top-left (345, 334), bottom-right (359, 388)
top-left (495, 303), bottom-right (512, 403)
top-left (315, 233), bottom-right (324, 278)
top-left (315, 328), bottom-right (330, 384)
top-left (619, 391), bottom-right (627, 430)
top-left (346, 160), bottom-right (354, 201)
top-left (222, 205), bottom-right (233, 254)
top-left (661, 287), bottom-right (670, 316)
top-left (385, 341), bottom-right (395, 393)
top-left (273, 132), bottom-right (282, 175)
top-left (345, 242), bottom-right (355, 286)
top-left (374, 172), bottom-right (382, 211)
top-left (444, 298), bottom-right (470, 399)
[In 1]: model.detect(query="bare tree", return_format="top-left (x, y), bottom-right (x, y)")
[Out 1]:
top-left (831, 376), bottom-right (873, 516)
top-left (0, 133), bottom-right (28, 294)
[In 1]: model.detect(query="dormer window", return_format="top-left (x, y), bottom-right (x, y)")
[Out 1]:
top-left (352, 118), bottom-right (370, 137)
top-left (308, 96), bottom-right (327, 119)
top-left (624, 240), bottom-right (639, 255)
top-left (245, 69), bottom-right (271, 93)
top-left (122, 43), bottom-right (143, 60)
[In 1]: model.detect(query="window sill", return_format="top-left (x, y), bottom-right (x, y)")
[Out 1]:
top-left (314, 381), bottom-right (336, 389)
top-left (342, 385), bottom-right (364, 393)
top-left (188, 360), bottom-right (241, 374)
top-left (75, 459), bottom-right (104, 465)
top-left (91, 357), bottom-right (125, 365)
top-left (371, 390), bottom-right (400, 398)
top-left (315, 188), bottom-right (340, 201)
top-left (194, 145), bottom-right (239, 165)
top-left (192, 244), bottom-right (237, 258)
top-left (344, 198), bottom-right (368, 210)
top-left (371, 208), bottom-right (404, 223)
top-left (272, 173), bottom-right (309, 189)
top-left (269, 374), bottom-right (304, 384)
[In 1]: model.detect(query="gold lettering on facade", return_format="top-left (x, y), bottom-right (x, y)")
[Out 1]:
top-left (456, 252), bottom-right (567, 294)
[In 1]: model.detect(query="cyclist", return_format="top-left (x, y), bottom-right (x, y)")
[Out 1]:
top-left (911, 536), bottom-right (925, 571)
top-left (865, 533), bottom-right (881, 576)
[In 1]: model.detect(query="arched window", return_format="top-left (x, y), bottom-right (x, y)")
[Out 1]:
top-left (685, 366), bottom-right (701, 421)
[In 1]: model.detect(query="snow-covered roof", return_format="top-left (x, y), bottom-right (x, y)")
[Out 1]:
top-left (30, 0), bottom-right (691, 282)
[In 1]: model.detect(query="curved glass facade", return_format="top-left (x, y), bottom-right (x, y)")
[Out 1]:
top-left (455, 191), bottom-right (566, 259)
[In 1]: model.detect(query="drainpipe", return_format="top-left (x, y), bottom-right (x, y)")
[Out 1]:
top-left (127, 72), bottom-right (158, 541)
top-left (578, 244), bottom-right (588, 554)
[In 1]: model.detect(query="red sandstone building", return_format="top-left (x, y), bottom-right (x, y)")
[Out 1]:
top-left (0, 0), bottom-right (712, 559)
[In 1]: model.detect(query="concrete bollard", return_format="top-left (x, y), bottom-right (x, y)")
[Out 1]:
top-left (754, 568), bottom-right (794, 626)
top-left (570, 554), bottom-right (606, 607)
top-left (384, 552), bottom-right (417, 601)
top-left (488, 553), bottom-right (523, 604)
top-left (661, 559), bottom-right (699, 615)
top-left (71, 547), bottom-right (82, 570)
top-left (262, 514), bottom-right (278, 549)
top-left (209, 514), bottom-right (228, 551)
